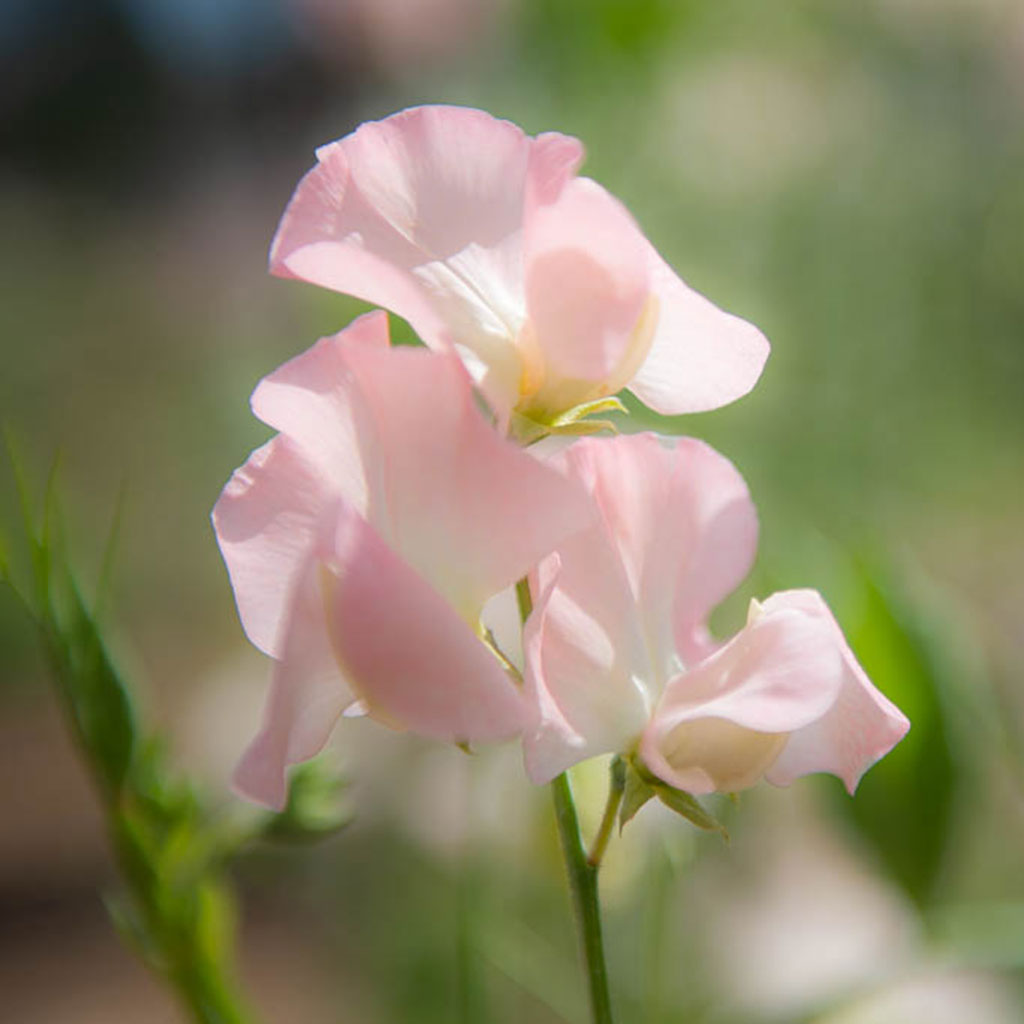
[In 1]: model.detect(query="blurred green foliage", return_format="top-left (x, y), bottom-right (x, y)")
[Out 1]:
top-left (841, 561), bottom-right (958, 907)
top-left (0, 453), bottom-right (353, 1023)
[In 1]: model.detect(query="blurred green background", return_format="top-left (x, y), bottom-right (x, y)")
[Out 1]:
top-left (1, 0), bottom-right (1023, 1021)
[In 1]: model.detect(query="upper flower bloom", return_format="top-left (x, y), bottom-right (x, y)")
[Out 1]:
top-left (213, 311), bottom-right (590, 808)
top-left (523, 433), bottom-right (909, 795)
top-left (270, 104), bottom-right (770, 430)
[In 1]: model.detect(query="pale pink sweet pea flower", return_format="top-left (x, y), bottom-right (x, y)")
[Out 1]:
top-left (523, 433), bottom-right (909, 795)
top-left (213, 311), bottom-right (590, 809)
top-left (269, 104), bottom-right (770, 429)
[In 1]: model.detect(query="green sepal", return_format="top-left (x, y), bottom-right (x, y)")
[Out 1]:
top-left (552, 395), bottom-right (628, 426)
top-left (510, 395), bottom-right (628, 445)
top-left (508, 413), bottom-right (549, 446)
top-left (618, 758), bottom-right (655, 831)
top-left (621, 756), bottom-right (729, 840)
top-left (653, 786), bottom-right (729, 841)
top-left (549, 418), bottom-right (618, 437)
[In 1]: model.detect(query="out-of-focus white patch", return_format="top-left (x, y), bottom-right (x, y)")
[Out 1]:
top-left (691, 786), bottom-right (918, 1018)
top-left (179, 648), bottom-right (273, 790)
top-left (821, 968), bottom-right (1023, 1024)
top-left (388, 740), bottom-right (534, 861)
top-left (661, 717), bottom-right (788, 793)
top-left (527, 433), bottom-right (576, 462)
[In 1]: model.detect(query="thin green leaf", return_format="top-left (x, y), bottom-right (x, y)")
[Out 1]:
top-left (57, 573), bottom-right (136, 796)
top-left (2, 453), bottom-right (258, 1021)
top-left (835, 559), bottom-right (957, 906)
top-left (652, 785), bottom-right (728, 841)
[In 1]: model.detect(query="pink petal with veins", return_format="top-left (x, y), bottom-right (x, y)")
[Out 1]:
top-left (338, 342), bottom-right (591, 617)
top-left (212, 437), bottom-right (334, 659)
top-left (320, 498), bottom-right (527, 744)
top-left (523, 178), bottom-right (648, 385)
top-left (217, 313), bottom-right (592, 804)
top-left (642, 604), bottom-right (845, 793)
top-left (522, 434), bottom-right (758, 781)
top-left (270, 106), bottom-right (584, 412)
top-left (233, 553), bottom-right (354, 809)
top-left (762, 590), bottom-right (910, 794)
top-left (630, 247), bottom-right (770, 415)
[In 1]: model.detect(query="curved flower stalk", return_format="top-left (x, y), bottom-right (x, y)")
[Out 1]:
top-left (269, 104), bottom-right (769, 434)
top-left (523, 433), bottom-right (909, 802)
top-left (212, 311), bottom-right (590, 809)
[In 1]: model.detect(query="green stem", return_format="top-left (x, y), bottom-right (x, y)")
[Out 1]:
top-left (110, 800), bottom-right (258, 1024)
top-left (167, 957), bottom-right (252, 1024)
top-left (517, 574), bottom-right (615, 1023)
top-left (551, 773), bottom-right (616, 1024)
top-left (587, 757), bottom-right (626, 869)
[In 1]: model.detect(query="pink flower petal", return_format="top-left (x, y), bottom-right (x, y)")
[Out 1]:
top-left (629, 248), bottom-right (770, 415)
top-left (341, 106), bottom-right (538, 256)
top-left (642, 600), bottom-right (845, 793)
top-left (212, 437), bottom-right (335, 658)
top-left (321, 498), bottom-right (526, 743)
top-left (522, 539), bottom-right (651, 783)
top-left (667, 438), bottom-right (760, 664)
top-left (271, 104), bottom-right (771, 422)
top-left (647, 718), bottom-right (790, 795)
top-left (522, 178), bottom-right (649, 393)
top-left (270, 106), bottom-right (585, 412)
top-left (220, 324), bottom-right (594, 800)
top-left (270, 142), bottom-right (448, 350)
top-left (213, 313), bottom-right (393, 658)
top-left (338, 343), bottom-right (592, 619)
top-left (560, 434), bottom-right (758, 678)
top-left (762, 590), bottom-right (911, 794)
top-left (233, 556), bottom-right (355, 810)
top-left (521, 433), bottom-right (761, 782)
top-left (526, 132), bottom-right (586, 208)
top-left (250, 310), bottom-right (388, 510)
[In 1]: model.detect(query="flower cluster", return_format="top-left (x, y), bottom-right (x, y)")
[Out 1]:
top-left (214, 106), bottom-right (907, 813)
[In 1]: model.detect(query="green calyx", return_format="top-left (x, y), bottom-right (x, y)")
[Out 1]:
top-left (618, 755), bottom-right (729, 841)
top-left (509, 395), bottom-right (628, 445)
